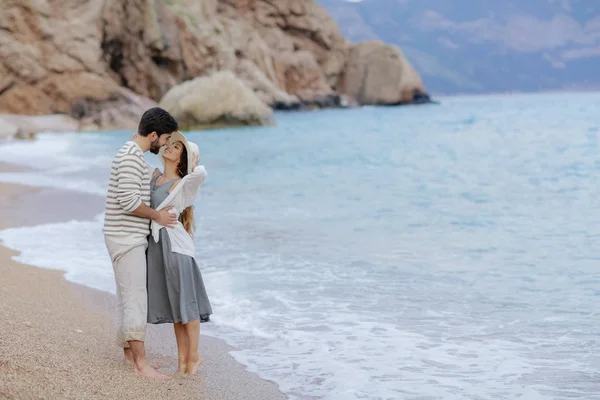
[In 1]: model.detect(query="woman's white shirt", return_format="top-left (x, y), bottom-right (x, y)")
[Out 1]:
top-left (150, 165), bottom-right (207, 257)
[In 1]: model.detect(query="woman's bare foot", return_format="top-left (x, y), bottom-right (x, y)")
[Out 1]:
top-left (185, 354), bottom-right (204, 375)
top-left (136, 362), bottom-right (171, 380)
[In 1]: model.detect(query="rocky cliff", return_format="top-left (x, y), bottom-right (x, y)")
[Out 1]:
top-left (0, 0), bottom-right (429, 131)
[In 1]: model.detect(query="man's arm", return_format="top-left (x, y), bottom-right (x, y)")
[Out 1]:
top-left (116, 154), bottom-right (177, 227)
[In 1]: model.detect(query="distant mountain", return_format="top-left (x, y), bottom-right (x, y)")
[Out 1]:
top-left (319, 0), bottom-right (600, 94)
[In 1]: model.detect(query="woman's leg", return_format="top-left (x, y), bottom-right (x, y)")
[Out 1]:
top-left (184, 320), bottom-right (203, 375)
top-left (173, 323), bottom-right (189, 373)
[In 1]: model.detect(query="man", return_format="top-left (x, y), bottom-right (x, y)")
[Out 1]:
top-left (103, 107), bottom-right (178, 379)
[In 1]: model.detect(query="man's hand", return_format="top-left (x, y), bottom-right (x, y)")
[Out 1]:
top-left (131, 203), bottom-right (177, 227)
top-left (155, 206), bottom-right (177, 228)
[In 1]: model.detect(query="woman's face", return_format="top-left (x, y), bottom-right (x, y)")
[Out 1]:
top-left (162, 141), bottom-right (184, 163)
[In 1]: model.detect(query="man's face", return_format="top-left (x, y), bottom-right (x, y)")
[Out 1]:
top-left (159, 133), bottom-right (172, 147)
top-left (149, 132), bottom-right (172, 154)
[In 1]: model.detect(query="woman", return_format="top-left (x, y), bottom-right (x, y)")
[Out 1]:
top-left (146, 131), bottom-right (213, 376)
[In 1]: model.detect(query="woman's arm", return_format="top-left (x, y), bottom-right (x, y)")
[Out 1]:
top-left (181, 166), bottom-right (207, 208)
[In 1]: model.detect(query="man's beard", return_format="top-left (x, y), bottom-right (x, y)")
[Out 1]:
top-left (149, 138), bottom-right (161, 154)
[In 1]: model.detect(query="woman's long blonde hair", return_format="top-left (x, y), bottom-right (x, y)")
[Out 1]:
top-left (179, 206), bottom-right (195, 236)
top-left (176, 143), bottom-right (195, 236)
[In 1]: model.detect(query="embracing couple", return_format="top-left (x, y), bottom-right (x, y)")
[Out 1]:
top-left (102, 107), bottom-right (212, 379)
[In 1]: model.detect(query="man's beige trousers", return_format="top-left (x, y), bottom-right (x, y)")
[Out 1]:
top-left (104, 236), bottom-right (148, 348)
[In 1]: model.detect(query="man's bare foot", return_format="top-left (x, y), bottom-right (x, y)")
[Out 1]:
top-left (185, 354), bottom-right (204, 375)
top-left (136, 363), bottom-right (171, 380)
top-left (124, 349), bottom-right (159, 369)
top-left (178, 357), bottom-right (187, 374)
top-left (124, 348), bottom-right (134, 366)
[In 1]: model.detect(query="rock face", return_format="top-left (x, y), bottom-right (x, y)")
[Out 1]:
top-left (0, 0), bottom-right (158, 130)
top-left (0, 0), bottom-right (430, 131)
top-left (159, 71), bottom-right (274, 129)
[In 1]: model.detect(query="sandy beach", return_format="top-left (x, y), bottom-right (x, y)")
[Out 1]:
top-left (0, 163), bottom-right (285, 400)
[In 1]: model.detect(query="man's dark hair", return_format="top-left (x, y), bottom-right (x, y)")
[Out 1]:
top-left (138, 107), bottom-right (179, 137)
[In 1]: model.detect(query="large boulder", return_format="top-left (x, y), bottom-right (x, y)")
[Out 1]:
top-left (339, 41), bottom-right (428, 105)
top-left (159, 71), bottom-right (274, 129)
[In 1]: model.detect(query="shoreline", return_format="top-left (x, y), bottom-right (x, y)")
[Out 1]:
top-left (0, 163), bottom-right (285, 399)
top-left (1, 88), bottom-right (599, 139)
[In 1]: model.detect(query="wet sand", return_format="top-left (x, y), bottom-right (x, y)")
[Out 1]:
top-left (0, 164), bottom-right (285, 400)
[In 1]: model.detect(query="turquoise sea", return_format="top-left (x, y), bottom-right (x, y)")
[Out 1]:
top-left (1, 92), bottom-right (599, 399)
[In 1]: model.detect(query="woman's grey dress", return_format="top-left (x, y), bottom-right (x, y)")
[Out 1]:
top-left (147, 174), bottom-right (212, 324)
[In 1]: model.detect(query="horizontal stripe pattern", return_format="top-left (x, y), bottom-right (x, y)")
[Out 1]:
top-left (103, 142), bottom-right (151, 239)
